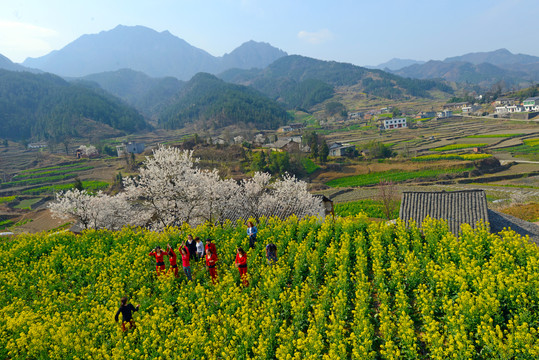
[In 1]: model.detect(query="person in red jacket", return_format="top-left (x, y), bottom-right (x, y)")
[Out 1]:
top-left (149, 246), bottom-right (166, 275)
top-left (114, 297), bottom-right (140, 332)
top-left (205, 247), bottom-right (218, 284)
top-left (235, 247), bottom-right (248, 287)
top-left (166, 244), bottom-right (179, 278)
top-left (179, 243), bottom-right (192, 281)
top-left (205, 238), bottom-right (217, 261)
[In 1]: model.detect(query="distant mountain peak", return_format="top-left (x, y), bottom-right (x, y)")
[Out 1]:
top-left (444, 48), bottom-right (539, 66)
top-left (370, 58), bottom-right (425, 71)
top-left (22, 25), bottom-right (288, 79)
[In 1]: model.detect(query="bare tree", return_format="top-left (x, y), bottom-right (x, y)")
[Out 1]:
top-left (377, 180), bottom-right (400, 220)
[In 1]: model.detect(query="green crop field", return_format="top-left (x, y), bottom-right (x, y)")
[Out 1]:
top-left (21, 181), bottom-right (110, 195)
top-left (326, 167), bottom-right (473, 188)
top-left (465, 134), bottom-right (524, 138)
top-left (334, 199), bottom-right (400, 219)
top-left (431, 144), bottom-right (488, 151)
top-left (412, 154), bottom-right (492, 161)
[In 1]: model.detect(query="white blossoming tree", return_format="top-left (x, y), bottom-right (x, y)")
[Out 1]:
top-left (50, 146), bottom-right (324, 230)
top-left (49, 189), bottom-right (145, 230)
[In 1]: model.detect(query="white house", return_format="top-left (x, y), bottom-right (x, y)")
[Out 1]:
top-left (116, 142), bottom-right (145, 157)
top-left (523, 97), bottom-right (539, 112)
top-left (462, 105), bottom-right (481, 115)
top-left (496, 105), bottom-right (525, 114)
top-left (437, 110), bottom-right (452, 118)
top-left (383, 118), bottom-right (407, 130)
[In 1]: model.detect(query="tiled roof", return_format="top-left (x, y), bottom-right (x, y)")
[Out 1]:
top-left (399, 190), bottom-right (489, 235)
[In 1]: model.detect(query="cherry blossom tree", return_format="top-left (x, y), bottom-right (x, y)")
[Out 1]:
top-left (49, 190), bottom-right (146, 230)
top-left (50, 146), bottom-right (324, 231)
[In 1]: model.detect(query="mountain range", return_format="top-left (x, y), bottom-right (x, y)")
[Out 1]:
top-left (22, 25), bottom-right (287, 80)
top-left (387, 49), bottom-right (539, 88)
top-left (2, 24), bottom-right (539, 142)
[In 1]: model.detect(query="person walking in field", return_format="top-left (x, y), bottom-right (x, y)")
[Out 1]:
top-left (195, 237), bottom-right (205, 261)
top-left (247, 221), bottom-right (257, 249)
top-left (114, 297), bottom-right (140, 332)
top-left (180, 243), bottom-right (192, 281)
top-left (149, 246), bottom-right (167, 275)
top-left (235, 247), bottom-right (249, 287)
top-left (266, 242), bottom-right (278, 266)
top-left (205, 247), bottom-right (218, 284)
top-left (166, 244), bottom-right (179, 278)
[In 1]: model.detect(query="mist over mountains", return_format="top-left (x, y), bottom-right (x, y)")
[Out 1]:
top-left (22, 25), bottom-right (287, 80)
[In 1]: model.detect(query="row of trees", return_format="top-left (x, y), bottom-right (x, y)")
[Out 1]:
top-left (50, 146), bottom-right (323, 230)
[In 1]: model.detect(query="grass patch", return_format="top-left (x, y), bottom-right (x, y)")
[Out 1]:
top-left (431, 143), bottom-right (488, 151)
top-left (500, 203), bottom-right (539, 222)
top-left (13, 166), bottom-right (94, 180)
top-left (301, 158), bottom-right (320, 174)
top-left (0, 174), bottom-right (78, 189)
top-left (496, 138), bottom-right (539, 155)
top-left (469, 183), bottom-right (539, 190)
top-left (412, 153), bottom-right (492, 161)
top-left (19, 161), bottom-right (89, 174)
top-left (22, 181), bottom-right (110, 195)
top-left (14, 198), bottom-right (42, 210)
top-left (0, 219), bottom-right (14, 230)
top-left (465, 134), bottom-right (524, 138)
top-left (334, 199), bottom-right (400, 219)
top-left (0, 196), bottom-right (16, 204)
top-left (326, 167), bottom-right (473, 188)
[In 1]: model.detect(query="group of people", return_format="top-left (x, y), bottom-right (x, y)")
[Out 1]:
top-left (117, 224), bottom-right (279, 332)
top-left (148, 236), bottom-right (218, 283)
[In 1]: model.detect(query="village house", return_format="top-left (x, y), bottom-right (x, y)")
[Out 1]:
top-left (277, 123), bottom-right (305, 133)
top-left (494, 97), bottom-right (516, 106)
top-left (116, 142), bottom-right (145, 157)
top-left (27, 142), bottom-right (47, 149)
top-left (496, 105), bottom-right (524, 114)
top-left (348, 111), bottom-right (363, 120)
top-left (416, 111), bottom-right (436, 119)
top-left (328, 142), bottom-right (355, 157)
top-left (443, 102), bottom-right (469, 110)
top-left (263, 136), bottom-right (309, 153)
top-left (462, 105), bottom-right (481, 115)
top-left (523, 97), bottom-right (539, 112)
top-left (382, 117), bottom-right (407, 130)
top-left (437, 110), bottom-right (452, 118)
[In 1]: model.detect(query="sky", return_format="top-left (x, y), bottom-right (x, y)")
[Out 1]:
top-left (1, 0), bottom-right (538, 66)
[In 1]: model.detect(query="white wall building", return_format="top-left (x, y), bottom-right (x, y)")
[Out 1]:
top-left (383, 118), bottom-right (407, 130)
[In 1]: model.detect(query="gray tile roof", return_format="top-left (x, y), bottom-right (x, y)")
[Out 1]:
top-left (399, 190), bottom-right (489, 235)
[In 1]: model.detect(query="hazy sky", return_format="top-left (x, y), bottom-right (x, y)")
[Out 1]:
top-left (1, 0), bottom-right (538, 66)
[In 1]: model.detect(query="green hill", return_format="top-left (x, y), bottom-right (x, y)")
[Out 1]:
top-left (158, 72), bottom-right (291, 130)
top-left (0, 69), bottom-right (147, 140)
top-left (81, 69), bottom-right (185, 118)
top-left (220, 55), bottom-right (454, 104)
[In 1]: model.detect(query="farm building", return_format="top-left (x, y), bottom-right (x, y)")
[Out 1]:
top-left (328, 142), bottom-right (355, 157)
top-left (116, 142), bottom-right (145, 157)
top-left (399, 190), bottom-right (489, 235)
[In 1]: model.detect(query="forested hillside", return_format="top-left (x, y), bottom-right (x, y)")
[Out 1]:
top-left (221, 55), bottom-right (454, 102)
top-left (158, 73), bottom-right (291, 130)
top-left (0, 70), bottom-right (147, 140)
top-left (81, 69), bottom-right (185, 117)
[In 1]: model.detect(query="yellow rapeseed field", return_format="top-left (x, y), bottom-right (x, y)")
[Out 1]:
top-left (0, 215), bottom-right (538, 359)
